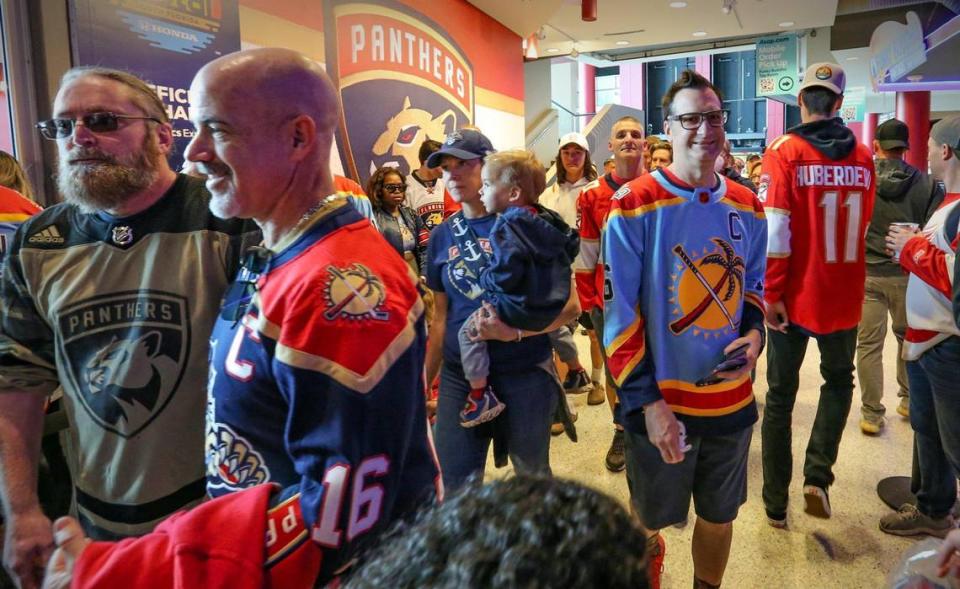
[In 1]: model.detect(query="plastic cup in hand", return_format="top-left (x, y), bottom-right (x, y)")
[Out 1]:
top-left (888, 222), bottom-right (920, 261)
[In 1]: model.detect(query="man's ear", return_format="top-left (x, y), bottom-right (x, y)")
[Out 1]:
top-left (289, 115), bottom-right (316, 159)
top-left (155, 122), bottom-right (175, 155)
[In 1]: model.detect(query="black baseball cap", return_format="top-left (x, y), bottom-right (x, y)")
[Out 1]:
top-left (876, 118), bottom-right (909, 150)
top-left (425, 129), bottom-right (495, 168)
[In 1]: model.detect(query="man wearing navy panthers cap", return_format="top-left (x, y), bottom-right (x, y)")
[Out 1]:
top-left (425, 129), bottom-right (495, 169)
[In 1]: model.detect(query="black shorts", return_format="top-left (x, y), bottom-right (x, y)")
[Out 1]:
top-left (624, 425), bottom-right (752, 529)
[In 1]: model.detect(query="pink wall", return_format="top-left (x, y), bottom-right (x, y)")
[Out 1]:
top-left (619, 62), bottom-right (645, 110)
top-left (695, 54), bottom-right (711, 79)
top-left (765, 99), bottom-right (785, 146)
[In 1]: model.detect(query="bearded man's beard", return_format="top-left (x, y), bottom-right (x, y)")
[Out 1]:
top-left (56, 134), bottom-right (163, 213)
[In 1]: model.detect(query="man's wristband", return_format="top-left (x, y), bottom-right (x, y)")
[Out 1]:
top-left (516, 329), bottom-right (523, 342)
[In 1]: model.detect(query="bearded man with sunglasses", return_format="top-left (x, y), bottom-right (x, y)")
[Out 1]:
top-left (0, 66), bottom-right (257, 588)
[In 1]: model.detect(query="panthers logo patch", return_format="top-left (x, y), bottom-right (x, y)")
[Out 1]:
top-left (57, 292), bottom-right (189, 438)
top-left (323, 264), bottom-right (390, 322)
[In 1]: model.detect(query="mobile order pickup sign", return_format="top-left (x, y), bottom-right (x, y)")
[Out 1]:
top-left (756, 34), bottom-right (799, 101)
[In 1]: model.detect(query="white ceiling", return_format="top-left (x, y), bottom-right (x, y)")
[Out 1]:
top-left (469, 0), bottom-right (839, 57)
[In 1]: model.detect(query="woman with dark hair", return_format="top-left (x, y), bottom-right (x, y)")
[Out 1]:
top-left (367, 166), bottom-right (428, 276)
top-left (539, 133), bottom-right (598, 416)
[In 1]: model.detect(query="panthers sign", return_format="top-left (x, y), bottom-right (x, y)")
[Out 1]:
top-left (324, 1), bottom-right (474, 184)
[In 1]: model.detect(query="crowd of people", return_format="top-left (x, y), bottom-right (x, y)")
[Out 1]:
top-left (0, 48), bottom-right (956, 589)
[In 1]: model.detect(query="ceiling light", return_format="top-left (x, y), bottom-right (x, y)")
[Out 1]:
top-left (669, 1), bottom-right (688, 7)
top-left (692, 31), bottom-right (707, 37)
top-left (778, 21), bottom-right (794, 27)
top-left (616, 40), bottom-right (630, 45)
top-left (845, 56), bottom-right (859, 61)
top-left (907, 74), bottom-right (923, 82)
top-left (547, 48), bottom-right (560, 53)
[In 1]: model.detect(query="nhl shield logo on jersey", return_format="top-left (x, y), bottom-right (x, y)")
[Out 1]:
top-left (56, 292), bottom-right (189, 438)
top-left (323, 264), bottom-right (390, 322)
top-left (668, 238), bottom-right (744, 337)
top-left (110, 225), bottom-right (134, 246)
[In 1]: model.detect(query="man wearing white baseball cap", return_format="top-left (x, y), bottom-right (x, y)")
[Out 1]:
top-left (539, 132), bottom-right (600, 421)
top-left (760, 62), bottom-right (877, 527)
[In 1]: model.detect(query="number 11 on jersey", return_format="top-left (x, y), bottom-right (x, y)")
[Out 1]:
top-left (819, 190), bottom-right (863, 263)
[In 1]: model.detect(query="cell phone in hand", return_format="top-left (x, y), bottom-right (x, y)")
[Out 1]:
top-left (695, 343), bottom-right (750, 387)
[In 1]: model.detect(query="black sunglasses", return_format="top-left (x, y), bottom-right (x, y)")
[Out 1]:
top-left (35, 112), bottom-right (163, 140)
top-left (383, 183), bottom-right (407, 193)
top-left (220, 246), bottom-right (273, 323)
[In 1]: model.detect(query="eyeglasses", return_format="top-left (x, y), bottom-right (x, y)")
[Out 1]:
top-left (383, 183), bottom-right (406, 193)
top-left (219, 246), bottom-right (272, 323)
top-left (35, 112), bottom-right (163, 140)
top-left (666, 110), bottom-right (729, 130)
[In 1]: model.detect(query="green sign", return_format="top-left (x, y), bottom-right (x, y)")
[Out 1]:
top-left (840, 86), bottom-right (866, 123)
top-left (756, 35), bottom-right (798, 97)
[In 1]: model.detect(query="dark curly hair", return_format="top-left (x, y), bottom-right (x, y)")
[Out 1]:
top-left (365, 166), bottom-right (405, 211)
top-left (343, 476), bottom-right (650, 588)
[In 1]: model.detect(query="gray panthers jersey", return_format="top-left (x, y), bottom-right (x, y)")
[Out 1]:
top-left (0, 174), bottom-right (258, 539)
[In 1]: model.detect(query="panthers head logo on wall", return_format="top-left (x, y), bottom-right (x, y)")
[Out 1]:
top-left (325, 0), bottom-right (474, 184)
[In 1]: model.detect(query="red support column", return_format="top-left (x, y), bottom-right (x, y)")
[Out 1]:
top-left (862, 112), bottom-right (879, 153)
top-left (896, 91), bottom-right (931, 171)
top-left (580, 62), bottom-right (596, 125)
top-left (765, 99), bottom-right (785, 146)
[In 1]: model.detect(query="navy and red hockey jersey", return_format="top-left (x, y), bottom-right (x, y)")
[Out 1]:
top-left (206, 198), bottom-right (441, 582)
top-left (761, 118), bottom-right (876, 334)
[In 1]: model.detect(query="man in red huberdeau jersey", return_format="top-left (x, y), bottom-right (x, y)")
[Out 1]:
top-left (759, 62), bottom-right (876, 528)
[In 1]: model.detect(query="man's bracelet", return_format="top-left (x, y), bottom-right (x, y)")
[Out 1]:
top-left (516, 329), bottom-right (523, 342)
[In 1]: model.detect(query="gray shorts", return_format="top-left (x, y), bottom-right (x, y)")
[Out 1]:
top-left (624, 425), bottom-right (752, 530)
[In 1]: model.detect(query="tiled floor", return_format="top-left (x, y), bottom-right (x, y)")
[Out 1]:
top-left (488, 328), bottom-right (925, 588)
